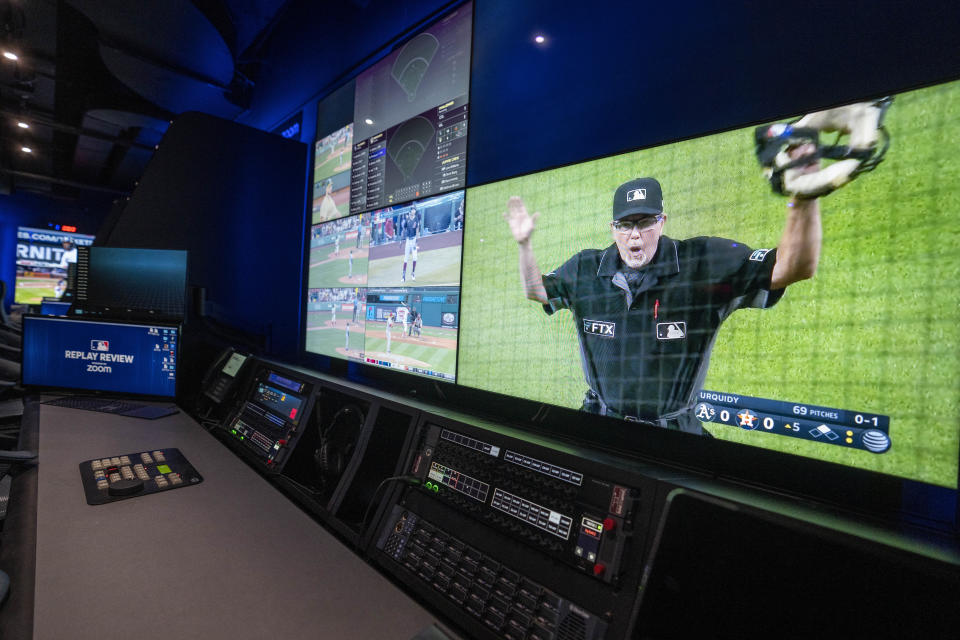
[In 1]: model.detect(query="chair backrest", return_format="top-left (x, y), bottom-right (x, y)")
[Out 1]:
top-left (0, 280), bottom-right (9, 327)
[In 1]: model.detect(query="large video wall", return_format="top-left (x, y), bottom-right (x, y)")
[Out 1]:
top-left (302, 2), bottom-right (960, 488)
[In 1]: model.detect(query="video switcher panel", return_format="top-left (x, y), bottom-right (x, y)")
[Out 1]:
top-left (373, 420), bottom-right (661, 640)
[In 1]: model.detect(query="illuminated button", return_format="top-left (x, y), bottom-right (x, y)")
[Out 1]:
top-left (91, 460), bottom-right (102, 471)
top-left (602, 517), bottom-right (616, 531)
top-left (592, 564), bottom-right (606, 576)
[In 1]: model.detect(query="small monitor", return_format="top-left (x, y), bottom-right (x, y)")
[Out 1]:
top-left (21, 315), bottom-right (180, 399)
top-left (39, 298), bottom-right (72, 316)
top-left (73, 247), bottom-right (188, 320)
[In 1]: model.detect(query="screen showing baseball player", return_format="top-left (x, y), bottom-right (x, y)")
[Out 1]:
top-left (14, 227), bottom-right (94, 304)
top-left (367, 190), bottom-right (464, 287)
top-left (312, 123), bottom-right (354, 224)
top-left (362, 287), bottom-right (458, 381)
top-left (305, 287), bottom-right (366, 362)
top-left (308, 212), bottom-right (371, 289)
top-left (458, 79), bottom-right (960, 488)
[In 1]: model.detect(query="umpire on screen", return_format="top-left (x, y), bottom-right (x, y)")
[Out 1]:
top-left (504, 167), bottom-right (821, 434)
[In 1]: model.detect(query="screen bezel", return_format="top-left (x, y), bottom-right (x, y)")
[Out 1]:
top-left (20, 314), bottom-right (183, 401)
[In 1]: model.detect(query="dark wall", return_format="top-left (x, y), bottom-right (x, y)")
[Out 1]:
top-left (105, 111), bottom-right (307, 358)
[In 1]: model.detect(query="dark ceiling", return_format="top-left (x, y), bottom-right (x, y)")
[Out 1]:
top-left (0, 0), bottom-right (294, 201)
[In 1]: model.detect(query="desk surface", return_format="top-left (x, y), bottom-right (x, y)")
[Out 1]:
top-left (34, 403), bottom-right (443, 640)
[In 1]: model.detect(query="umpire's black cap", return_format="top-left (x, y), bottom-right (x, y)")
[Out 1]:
top-left (612, 177), bottom-right (664, 220)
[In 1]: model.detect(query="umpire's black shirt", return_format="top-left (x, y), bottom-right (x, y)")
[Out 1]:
top-left (541, 234), bottom-right (783, 434)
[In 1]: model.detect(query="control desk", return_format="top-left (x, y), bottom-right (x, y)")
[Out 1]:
top-left (22, 399), bottom-right (444, 640)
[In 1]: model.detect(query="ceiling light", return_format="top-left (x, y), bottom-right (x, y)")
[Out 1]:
top-left (3, 51), bottom-right (18, 61)
top-left (534, 35), bottom-right (546, 44)
top-left (21, 146), bottom-right (32, 153)
top-left (364, 118), bottom-right (373, 125)
top-left (17, 121), bottom-right (29, 129)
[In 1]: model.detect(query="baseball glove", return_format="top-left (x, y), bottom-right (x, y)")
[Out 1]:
top-left (755, 97), bottom-right (892, 198)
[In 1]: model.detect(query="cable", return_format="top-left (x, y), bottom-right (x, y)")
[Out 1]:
top-left (358, 474), bottom-right (420, 547)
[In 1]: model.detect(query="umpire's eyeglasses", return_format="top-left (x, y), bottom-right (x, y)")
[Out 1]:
top-left (612, 215), bottom-right (663, 233)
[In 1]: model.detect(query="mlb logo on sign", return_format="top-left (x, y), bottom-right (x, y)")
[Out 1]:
top-left (90, 340), bottom-right (110, 351)
top-left (626, 188), bottom-right (646, 202)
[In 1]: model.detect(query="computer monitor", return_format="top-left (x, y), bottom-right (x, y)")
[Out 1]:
top-left (21, 315), bottom-right (180, 399)
top-left (73, 247), bottom-right (188, 320)
top-left (39, 298), bottom-right (72, 316)
top-left (13, 227), bottom-right (94, 304)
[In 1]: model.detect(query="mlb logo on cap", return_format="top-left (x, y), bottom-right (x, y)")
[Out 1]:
top-left (613, 177), bottom-right (664, 220)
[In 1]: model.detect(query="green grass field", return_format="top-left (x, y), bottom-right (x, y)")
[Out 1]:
top-left (459, 81), bottom-right (960, 487)
top-left (367, 245), bottom-right (462, 287)
top-left (309, 247), bottom-right (369, 287)
top-left (305, 316), bottom-right (366, 360)
top-left (314, 145), bottom-right (352, 184)
top-left (363, 322), bottom-right (457, 378)
top-left (14, 276), bottom-right (59, 304)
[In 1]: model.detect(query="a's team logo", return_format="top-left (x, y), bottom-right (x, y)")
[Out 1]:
top-left (626, 188), bottom-right (646, 202)
top-left (656, 322), bottom-right (686, 340)
top-left (90, 340), bottom-right (110, 352)
top-left (736, 408), bottom-right (759, 429)
top-left (695, 402), bottom-right (716, 422)
top-left (749, 249), bottom-right (771, 262)
top-left (583, 319), bottom-right (615, 338)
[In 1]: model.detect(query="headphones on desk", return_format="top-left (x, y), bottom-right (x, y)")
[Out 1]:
top-left (313, 403), bottom-right (366, 486)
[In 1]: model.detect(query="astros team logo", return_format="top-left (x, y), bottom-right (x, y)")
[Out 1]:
top-left (626, 188), bottom-right (646, 202)
top-left (736, 409), bottom-right (759, 430)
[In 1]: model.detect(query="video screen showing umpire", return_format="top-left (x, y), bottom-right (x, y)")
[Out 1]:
top-left (458, 78), bottom-right (960, 489)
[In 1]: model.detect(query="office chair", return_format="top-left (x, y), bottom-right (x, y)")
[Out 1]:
top-left (0, 449), bottom-right (36, 606)
top-left (0, 281), bottom-right (20, 334)
top-left (0, 450), bottom-right (37, 605)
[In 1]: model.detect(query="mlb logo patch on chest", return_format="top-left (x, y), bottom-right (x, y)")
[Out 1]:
top-left (656, 322), bottom-right (686, 340)
top-left (583, 319), bottom-right (616, 338)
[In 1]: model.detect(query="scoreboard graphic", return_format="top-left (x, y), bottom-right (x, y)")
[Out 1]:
top-left (695, 390), bottom-right (891, 454)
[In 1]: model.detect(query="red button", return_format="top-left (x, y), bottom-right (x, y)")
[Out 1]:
top-left (603, 517), bottom-right (616, 531)
top-left (278, 439), bottom-right (287, 445)
top-left (593, 564), bottom-right (606, 576)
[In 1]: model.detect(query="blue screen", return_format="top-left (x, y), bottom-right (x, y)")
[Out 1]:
top-left (21, 316), bottom-right (179, 398)
top-left (39, 300), bottom-right (72, 316)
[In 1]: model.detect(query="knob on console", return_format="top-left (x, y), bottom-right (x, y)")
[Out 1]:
top-left (108, 478), bottom-right (145, 497)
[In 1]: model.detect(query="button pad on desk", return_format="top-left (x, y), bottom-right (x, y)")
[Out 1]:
top-left (79, 448), bottom-right (203, 505)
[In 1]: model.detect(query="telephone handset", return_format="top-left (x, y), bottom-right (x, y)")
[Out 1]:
top-left (201, 348), bottom-right (250, 404)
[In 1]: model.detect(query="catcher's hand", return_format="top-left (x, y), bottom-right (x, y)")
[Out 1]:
top-left (755, 98), bottom-right (892, 198)
top-left (504, 196), bottom-right (540, 244)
